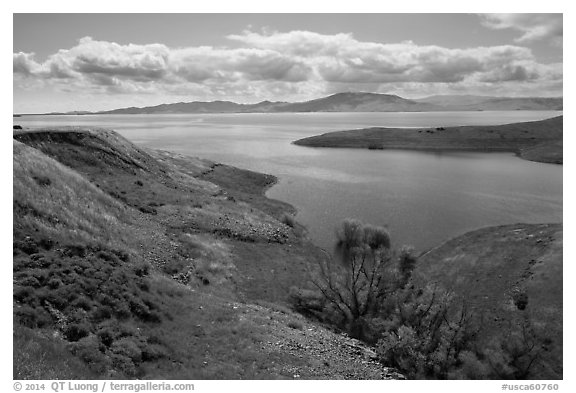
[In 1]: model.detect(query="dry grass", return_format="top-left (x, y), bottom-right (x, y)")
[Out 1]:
top-left (13, 324), bottom-right (98, 379)
top-left (13, 141), bottom-right (134, 251)
top-left (415, 223), bottom-right (563, 379)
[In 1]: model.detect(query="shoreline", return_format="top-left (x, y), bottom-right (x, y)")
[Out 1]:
top-left (293, 143), bottom-right (562, 165)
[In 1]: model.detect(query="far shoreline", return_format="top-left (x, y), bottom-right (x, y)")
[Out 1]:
top-left (13, 109), bottom-right (563, 117)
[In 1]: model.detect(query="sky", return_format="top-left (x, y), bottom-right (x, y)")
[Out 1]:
top-left (13, 13), bottom-right (563, 113)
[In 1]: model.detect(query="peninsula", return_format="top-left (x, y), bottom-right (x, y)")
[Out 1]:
top-left (294, 116), bottom-right (563, 164)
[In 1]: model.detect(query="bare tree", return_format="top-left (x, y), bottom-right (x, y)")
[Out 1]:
top-left (309, 219), bottom-right (395, 327)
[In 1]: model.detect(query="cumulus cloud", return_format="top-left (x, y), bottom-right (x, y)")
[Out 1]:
top-left (170, 46), bottom-right (311, 82)
top-left (13, 52), bottom-right (42, 75)
top-left (229, 30), bottom-right (559, 85)
top-left (14, 31), bottom-right (562, 102)
top-left (479, 14), bottom-right (562, 45)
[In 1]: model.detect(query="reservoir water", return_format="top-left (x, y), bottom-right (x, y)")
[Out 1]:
top-left (15, 111), bottom-right (563, 253)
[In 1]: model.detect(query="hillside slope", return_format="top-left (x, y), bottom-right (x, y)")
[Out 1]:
top-left (414, 223), bottom-right (562, 379)
top-left (13, 128), bottom-right (399, 379)
top-left (294, 116), bottom-right (563, 164)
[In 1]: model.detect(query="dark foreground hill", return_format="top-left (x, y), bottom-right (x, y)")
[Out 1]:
top-left (414, 223), bottom-right (563, 379)
top-left (294, 116), bottom-right (563, 164)
top-left (13, 127), bottom-right (399, 379)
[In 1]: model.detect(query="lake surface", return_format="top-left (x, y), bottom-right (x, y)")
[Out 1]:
top-left (15, 111), bottom-right (563, 253)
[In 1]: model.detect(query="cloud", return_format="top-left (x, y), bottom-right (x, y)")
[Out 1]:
top-left (478, 14), bottom-right (562, 45)
top-left (170, 46), bottom-right (311, 82)
top-left (14, 37), bottom-right (312, 96)
top-left (14, 31), bottom-right (562, 102)
top-left (229, 30), bottom-right (558, 85)
top-left (228, 30), bottom-right (356, 57)
top-left (13, 52), bottom-right (42, 75)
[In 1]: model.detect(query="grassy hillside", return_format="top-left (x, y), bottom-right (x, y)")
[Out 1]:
top-left (13, 129), bottom-right (397, 379)
top-left (294, 116), bottom-right (563, 164)
top-left (414, 223), bottom-right (562, 379)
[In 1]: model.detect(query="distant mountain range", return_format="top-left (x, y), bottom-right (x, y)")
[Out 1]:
top-left (43, 92), bottom-right (563, 115)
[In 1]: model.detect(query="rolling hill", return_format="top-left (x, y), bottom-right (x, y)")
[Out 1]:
top-left (413, 223), bottom-right (563, 379)
top-left (32, 92), bottom-right (561, 115)
top-left (100, 100), bottom-right (287, 114)
top-left (414, 95), bottom-right (563, 111)
top-left (272, 92), bottom-right (440, 112)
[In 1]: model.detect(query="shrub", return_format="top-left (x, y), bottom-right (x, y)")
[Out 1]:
top-left (110, 353), bottom-right (137, 377)
top-left (139, 206), bottom-right (157, 215)
top-left (512, 289), bottom-right (529, 311)
top-left (280, 213), bottom-right (296, 228)
top-left (63, 245), bottom-right (87, 258)
top-left (289, 287), bottom-right (326, 317)
top-left (161, 258), bottom-right (189, 275)
top-left (363, 224), bottom-right (391, 250)
top-left (91, 306), bottom-right (113, 323)
top-left (96, 250), bottom-right (118, 262)
top-left (14, 238), bottom-right (39, 255)
top-left (287, 320), bottom-right (304, 330)
top-left (38, 238), bottom-right (54, 250)
top-left (13, 286), bottom-right (33, 302)
top-left (112, 249), bottom-right (130, 262)
top-left (32, 175), bottom-right (52, 187)
top-left (336, 218), bottom-right (364, 248)
top-left (47, 278), bottom-right (63, 289)
top-left (65, 323), bottom-right (91, 342)
top-left (134, 262), bottom-right (150, 277)
top-left (71, 296), bottom-right (93, 311)
top-left (13, 324), bottom-right (97, 379)
top-left (18, 276), bottom-right (42, 288)
top-left (15, 305), bottom-right (52, 328)
top-left (449, 350), bottom-right (491, 379)
top-left (111, 337), bottom-right (143, 363)
top-left (376, 287), bottom-right (479, 379)
top-left (481, 317), bottom-right (545, 379)
top-left (397, 246), bottom-right (417, 287)
top-left (69, 336), bottom-right (111, 375)
top-left (141, 343), bottom-right (168, 361)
